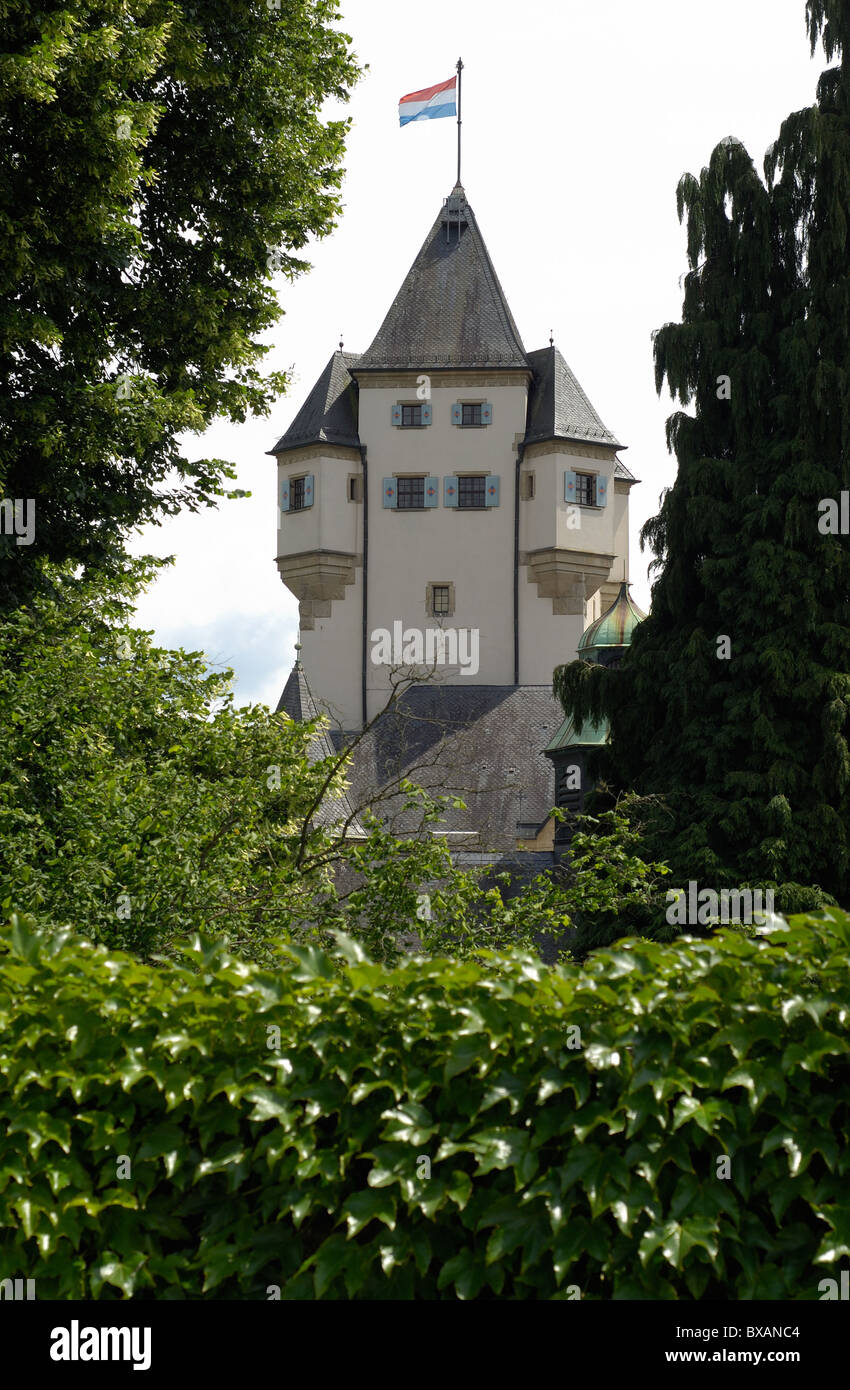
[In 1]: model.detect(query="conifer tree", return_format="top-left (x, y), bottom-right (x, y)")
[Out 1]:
top-left (554, 0), bottom-right (850, 902)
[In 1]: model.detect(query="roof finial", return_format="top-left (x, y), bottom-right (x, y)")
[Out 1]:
top-left (549, 329), bottom-right (554, 347)
top-left (294, 640), bottom-right (302, 670)
top-left (339, 334), bottom-right (344, 353)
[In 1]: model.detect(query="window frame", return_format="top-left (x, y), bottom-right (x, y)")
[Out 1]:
top-left (457, 474), bottom-right (488, 510)
top-left (396, 475), bottom-right (426, 510)
top-left (426, 581), bottom-right (455, 617)
top-left (575, 472), bottom-right (597, 508)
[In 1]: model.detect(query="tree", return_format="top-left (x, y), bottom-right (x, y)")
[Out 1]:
top-left (0, 0), bottom-right (360, 607)
top-left (0, 562), bottom-right (563, 966)
top-left (0, 563), bottom-right (672, 968)
top-left (554, 0), bottom-right (850, 905)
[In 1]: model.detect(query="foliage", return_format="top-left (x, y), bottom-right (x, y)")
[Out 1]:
top-left (553, 1), bottom-right (850, 903)
top-left (0, 563), bottom-right (583, 968)
top-left (0, 563), bottom-right (486, 965)
top-left (1, 909), bottom-right (849, 1299)
top-left (0, 0), bottom-right (361, 608)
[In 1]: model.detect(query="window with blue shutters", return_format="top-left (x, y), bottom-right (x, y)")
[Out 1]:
top-left (393, 403), bottom-right (431, 427)
top-left (565, 471), bottom-right (608, 507)
top-left (383, 477), bottom-right (436, 510)
top-left (445, 475), bottom-right (500, 507)
top-left (282, 474), bottom-right (314, 513)
top-left (453, 401), bottom-right (492, 426)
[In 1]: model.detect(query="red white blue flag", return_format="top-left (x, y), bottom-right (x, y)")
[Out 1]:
top-left (398, 76), bottom-right (457, 126)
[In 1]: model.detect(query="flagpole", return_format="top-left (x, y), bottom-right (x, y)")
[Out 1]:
top-left (456, 57), bottom-right (463, 186)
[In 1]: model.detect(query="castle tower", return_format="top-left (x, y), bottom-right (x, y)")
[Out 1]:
top-left (271, 185), bottom-right (637, 735)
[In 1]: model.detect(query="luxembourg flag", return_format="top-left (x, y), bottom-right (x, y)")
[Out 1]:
top-left (398, 75), bottom-right (457, 126)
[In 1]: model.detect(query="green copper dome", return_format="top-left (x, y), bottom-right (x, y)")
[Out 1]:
top-left (577, 582), bottom-right (646, 663)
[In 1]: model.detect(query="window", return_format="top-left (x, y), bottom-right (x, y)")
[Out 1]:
top-left (431, 585), bottom-right (451, 615)
top-left (290, 476), bottom-right (306, 511)
top-left (575, 472), bottom-right (596, 507)
top-left (457, 475), bottom-right (487, 509)
top-left (452, 401), bottom-right (491, 426)
top-left (521, 472), bottom-right (535, 501)
top-left (348, 475), bottom-right (362, 502)
top-left (397, 476), bottom-right (425, 509)
top-left (426, 581), bottom-right (455, 616)
top-left (401, 404), bottom-right (423, 428)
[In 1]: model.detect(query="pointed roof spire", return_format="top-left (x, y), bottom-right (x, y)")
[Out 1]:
top-left (525, 344), bottom-right (625, 450)
top-left (268, 349), bottom-right (360, 455)
top-left (354, 188), bottom-right (528, 371)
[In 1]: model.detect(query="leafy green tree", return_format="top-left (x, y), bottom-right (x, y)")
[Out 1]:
top-left (0, 564), bottom-right (671, 968)
top-left (0, 564), bottom-right (556, 965)
top-left (0, 0), bottom-right (360, 607)
top-left (554, 0), bottom-right (850, 904)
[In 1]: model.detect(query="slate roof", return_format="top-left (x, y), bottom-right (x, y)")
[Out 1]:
top-left (333, 684), bottom-right (564, 853)
top-left (524, 345), bottom-right (626, 452)
top-left (354, 185), bottom-right (529, 371)
top-left (269, 351), bottom-right (361, 455)
top-left (277, 661), bottom-right (317, 722)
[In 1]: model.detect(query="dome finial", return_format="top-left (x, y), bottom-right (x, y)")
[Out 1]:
top-left (577, 583), bottom-right (647, 667)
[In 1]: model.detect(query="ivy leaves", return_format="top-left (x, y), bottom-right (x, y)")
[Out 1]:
top-left (1, 910), bottom-right (848, 1299)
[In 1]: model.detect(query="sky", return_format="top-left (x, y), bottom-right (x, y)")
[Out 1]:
top-left (129, 0), bottom-right (822, 708)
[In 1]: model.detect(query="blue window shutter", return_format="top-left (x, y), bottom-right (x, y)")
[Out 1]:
top-left (481, 402), bottom-right (493, 425)
top-left (303, 474), bottom-right (314, 508)
top-left (565, 470), bottom-right (577, 503)
top-left (596, 475), bottom-right (608, 507)
top-left (421, 402), bottom-right (432, 425)
top-left (382, 477), bottom-right (397, 508)
top-left (485, 475), bottom-right (500, 507)
top-left (391, 404), bottom-right (402, 427)
top-left (280, 479), bottom-right (290, 512)
top-left (451, 403), bottom-right (462, 426)
top-left (424, 477), bottom-right (439, 508)
top-left (444, 477), bottom-right (458, 508)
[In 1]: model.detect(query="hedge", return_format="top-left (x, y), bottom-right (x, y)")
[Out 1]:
top-left (0, 910), bottom-right (848, 1299)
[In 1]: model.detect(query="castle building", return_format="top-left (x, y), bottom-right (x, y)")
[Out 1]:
top-left (271, 184), bottom-right (640, 862)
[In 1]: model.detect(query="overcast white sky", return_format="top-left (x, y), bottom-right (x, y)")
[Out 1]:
top-left (129, 0), bottom-right (822, 707)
